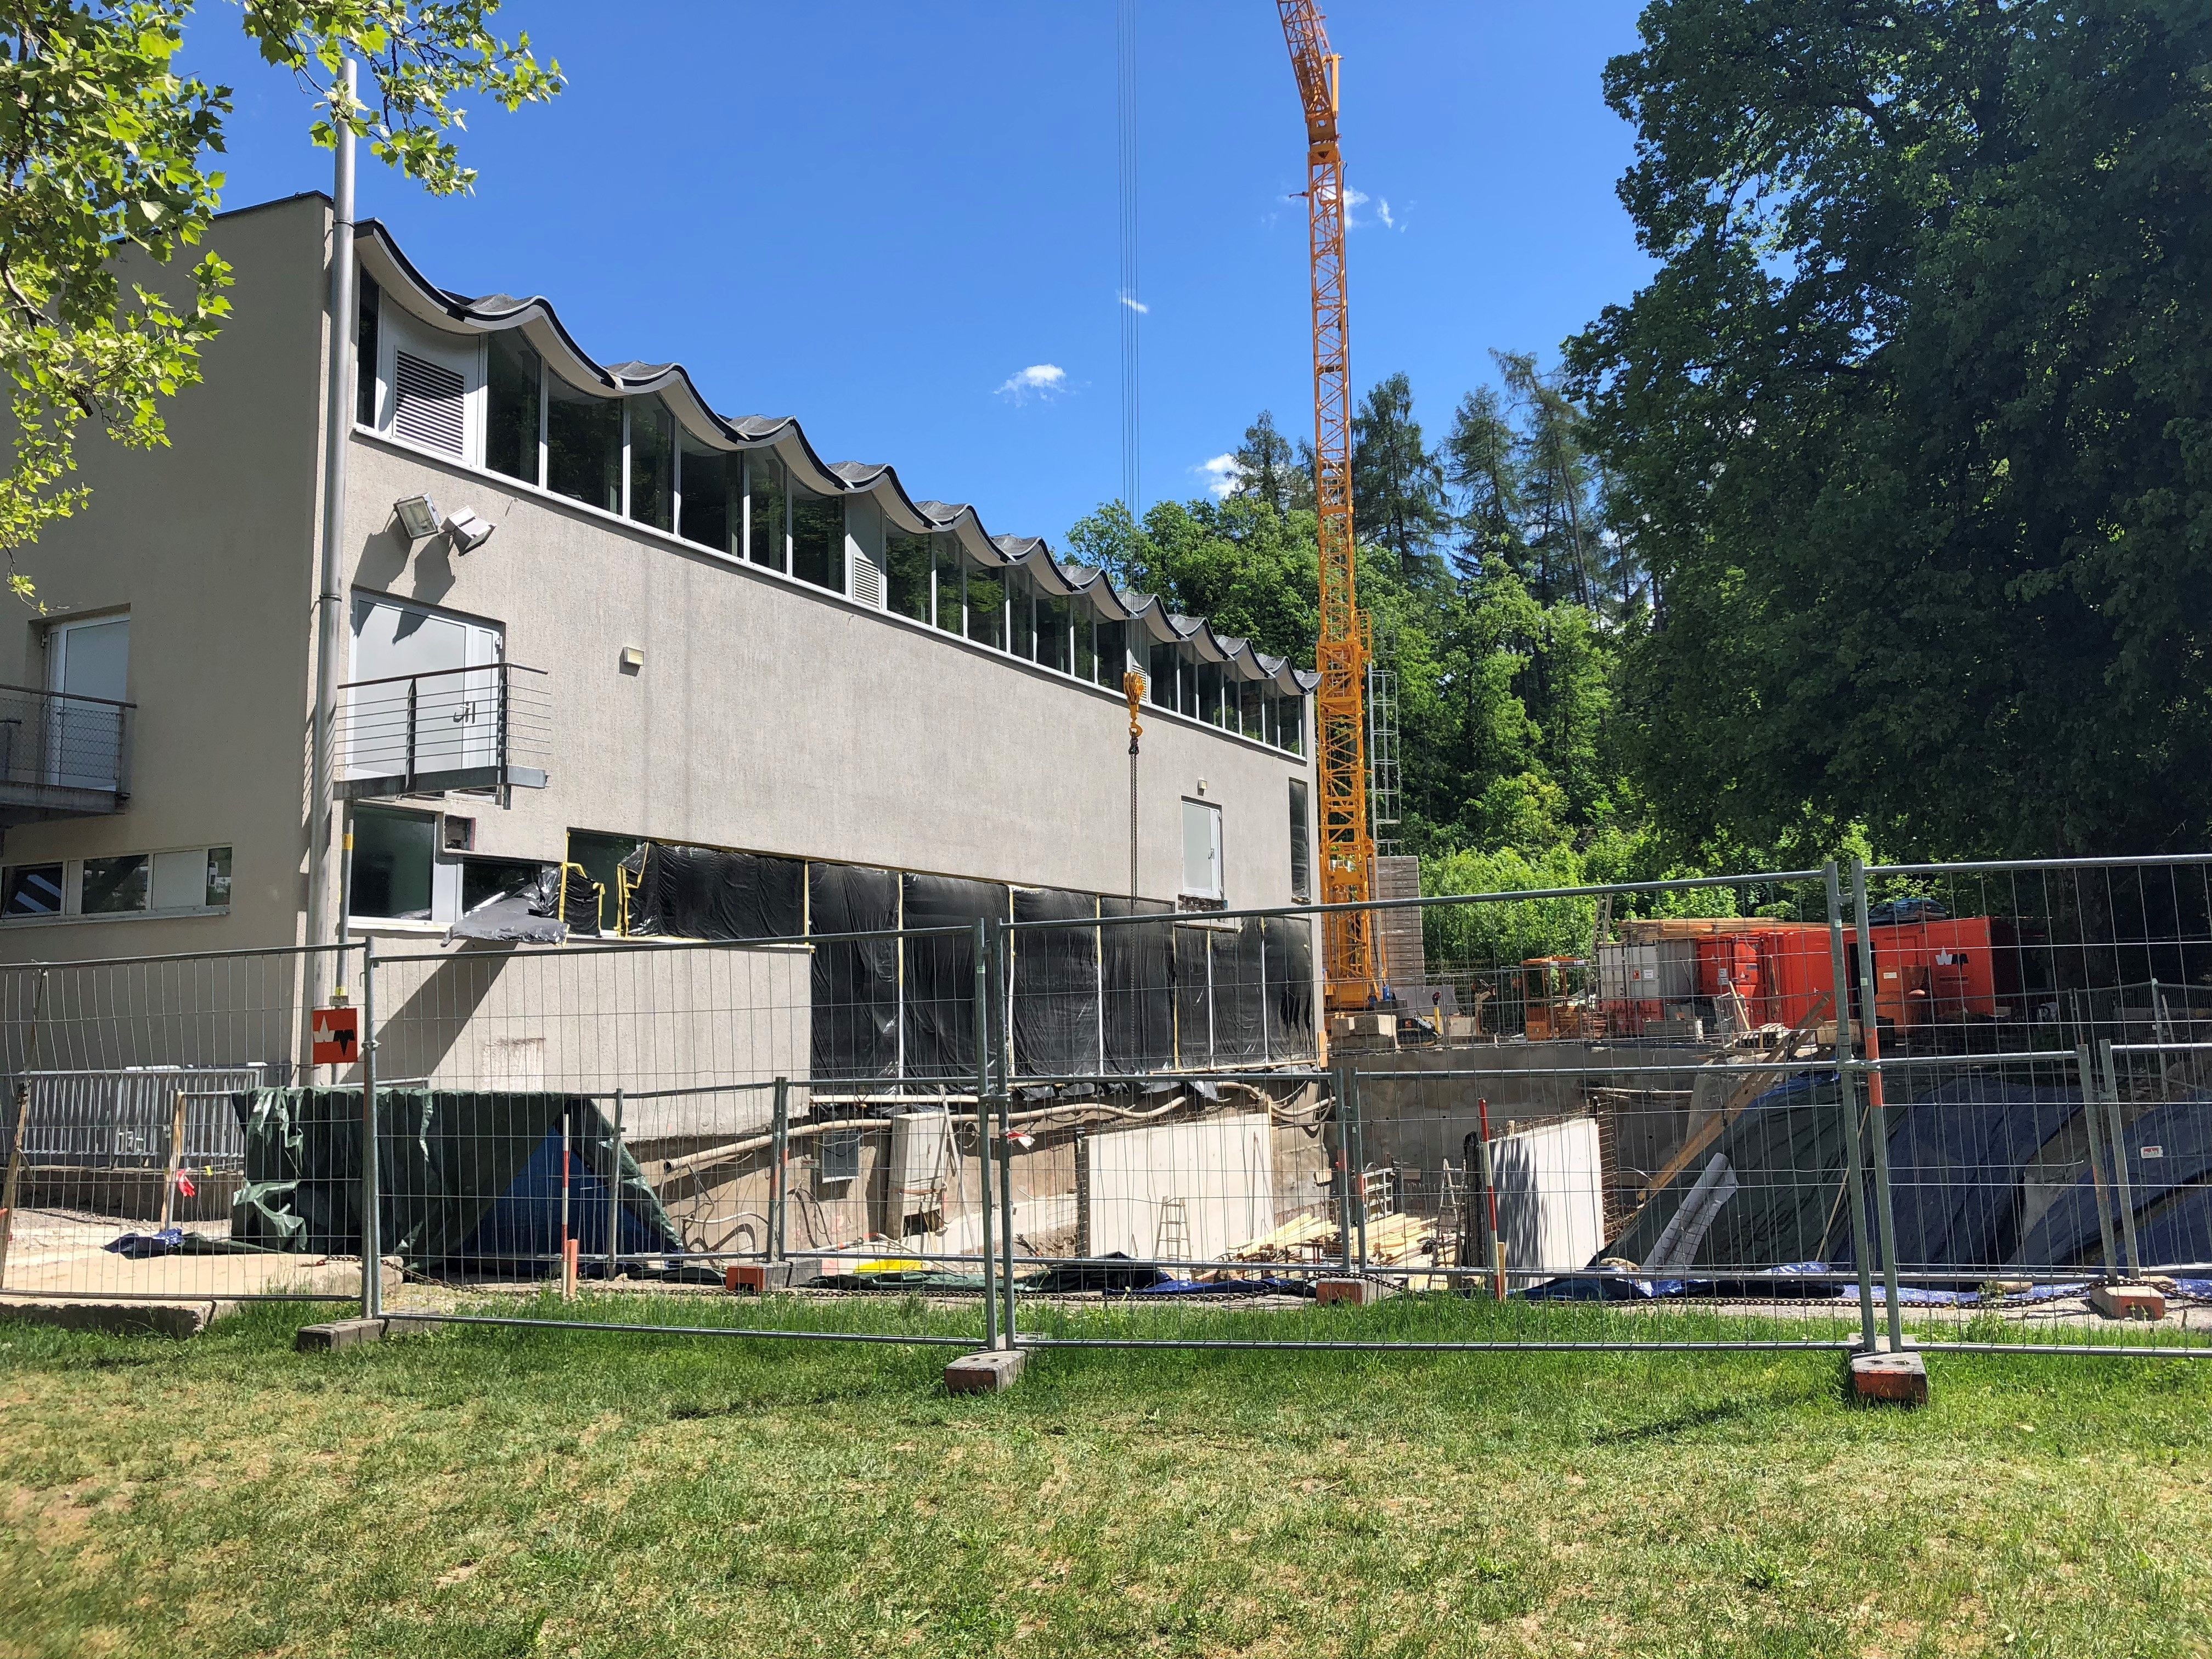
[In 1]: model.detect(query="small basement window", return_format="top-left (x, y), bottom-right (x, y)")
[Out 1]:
top-left (2, 864), bottom-right (64, 918)
top-left (81, 854), bottom-right (150, 916)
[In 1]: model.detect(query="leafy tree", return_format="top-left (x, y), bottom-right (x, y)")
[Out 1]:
top-left (1568, 0), bottom-right (2212, 857)
top-left (1230, 409), bottom-right (1302, 516)
top-left (1350, 370), bottom-right (1451, 575)
top-left (1443, 383), bottom-right (1520, 580)
top-left (2, 1), bottom-right (561, 601)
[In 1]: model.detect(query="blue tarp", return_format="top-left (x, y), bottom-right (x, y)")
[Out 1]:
top-left (2015, 1090), bottom-right (2212, 1269)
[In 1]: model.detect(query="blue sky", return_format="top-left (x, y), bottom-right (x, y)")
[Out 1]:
top-left (181, 2), bottom-right (1652, 545)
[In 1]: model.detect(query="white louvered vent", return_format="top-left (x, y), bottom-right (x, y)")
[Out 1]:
top-left (851, 549), bottom-right (885, 610)
top-left (392, 350), bottom-right (466, 455)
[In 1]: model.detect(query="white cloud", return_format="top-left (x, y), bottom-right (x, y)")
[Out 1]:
top-left (1197, 453), bottom-right (1243, 500)
top-left (996, 363), bottom-right (1068, 404)
top-left (1376, 197), bottom-right (1395, 230)
top-left (1119, 290), bottom-right (1149, 315)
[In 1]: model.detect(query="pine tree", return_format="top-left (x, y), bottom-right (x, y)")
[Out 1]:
top-left (1351, 373), bottom-right (1451, 576)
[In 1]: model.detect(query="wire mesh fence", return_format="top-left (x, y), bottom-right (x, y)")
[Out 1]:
top-left (7, 855), bottom-right (2212, 1359)
top-left (0, 943), bottom-right (366, 1305)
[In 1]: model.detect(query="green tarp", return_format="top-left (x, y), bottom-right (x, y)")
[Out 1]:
top-left (229, 1087), bottom-right (681, 1271)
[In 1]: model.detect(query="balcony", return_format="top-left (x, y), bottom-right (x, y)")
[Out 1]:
top-left (337, 661), bottom-right (550, 803)
top-left (0, 683), bottom-right (132, 826)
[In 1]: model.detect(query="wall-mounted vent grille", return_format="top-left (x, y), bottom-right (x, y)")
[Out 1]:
top-left (392, 351), bottom-right (466, 455)
top-left (850, 550), bottom-right (885, 610)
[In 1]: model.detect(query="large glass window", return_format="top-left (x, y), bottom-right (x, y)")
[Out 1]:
top-left (747, 452), bottom-right (787, 570)
top-left (546, 378), bottom-right (622, 512)
top-left (352, 806), bottom-right (436, 920)
top-left (1180, 652), bottom-right (1200, 718)
top-left (1096, 619), bottom-right (1126, 687)
top-left (1278, 693), bottom-right (1305, 756)
top-left (1288, 780), bottom-right (1311, 902)
top-left (1148, 636), bottom-right (1176, 707)
top-left (1073, 605), bottom-right (1097, 681)
top-left (484, 331), bottom-right (541, 485)
top-left (1198, 662), bottom-right (1225, 726)
top-left (933, 535), bottom-right (963, 633)
top-left (1007, 571), bottom-right (1035, 659)
top-left (1239, 678), bottom-right (1265, 738)
top-left (965, 560), bottom-right (1005, 648)
top-left (887, 532), bottom-right (932, 623)
top-left (628, 399), bottom-right (675, 532)
top-left (678, 434), bottom-right (737, 554)
top-left (354, 275), bottom-right (381, 427)
top-left (1039, 592), bottom-right (1071, 673)
top-left (790, 483), bottom-right (844, 592)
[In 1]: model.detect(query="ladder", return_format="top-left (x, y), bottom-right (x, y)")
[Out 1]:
top-left (1155, 1197), bottom-right (1190, 1263)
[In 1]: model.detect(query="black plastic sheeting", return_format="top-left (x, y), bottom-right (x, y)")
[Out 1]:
top-left (1011, 888), bottom-right (1101, 1077)
top-left (445, 866), bottom-right (567, 946)
top-left (901, 874), bottom-right (1009, 1080)
top-left (1174, 925), bottom-right (1211, 1066)
top-left (229, 1087), bottom-right (682, 1274)
top-left (1211, 919), bottom-right (1268, 1063)
top-left (622, 843), bottom-right (803, 941)
top-left (809, 862), bottom-right (900, 1081)
top-left (2013, 1087), bottom-right (2212, 1269)
top-left (1602, 1075), bottom-right (1856, 1272)
top-left (1102, 898), bottom-right (1175, 1073)
top-left (1262, 915), bottom-right (1316, 1058)
top-left (1879, 1079), bottom-right (2086, 1269)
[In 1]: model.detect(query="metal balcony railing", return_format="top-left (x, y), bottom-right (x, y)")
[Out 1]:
top-left (0, 681), bottom-right (132, 824)
top-left (337, 661), bottom-right (550, 802)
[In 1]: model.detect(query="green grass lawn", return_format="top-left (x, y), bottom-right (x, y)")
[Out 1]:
top-left (4, 1294), bottom-right (2210, 1658)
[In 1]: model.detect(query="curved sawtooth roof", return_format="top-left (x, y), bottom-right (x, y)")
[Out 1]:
top-left (356, 218), bottom-right (1318, 698)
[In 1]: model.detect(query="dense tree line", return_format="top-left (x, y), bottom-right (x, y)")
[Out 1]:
top-left (1075, 0), bottom-right (2211, 898)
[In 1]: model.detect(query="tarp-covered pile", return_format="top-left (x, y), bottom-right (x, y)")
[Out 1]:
top-left (228, 1087), bottom-right (683, 1274)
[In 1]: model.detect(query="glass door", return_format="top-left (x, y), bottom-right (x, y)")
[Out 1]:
top-left (47, 616), bottom-right (129, 789)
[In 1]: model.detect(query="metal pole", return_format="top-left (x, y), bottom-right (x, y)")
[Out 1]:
top-left (1850, 860), bottom-right (1905, 1351)
top-left (2097, 1039), bottom-right (2143, 1278)
top-left (971, 918), bottom-right (997, 1351)
top-left (1824, 862), bottom-right (1878, 1352)
top-left (359, 936), bottom-right (380, 1318)
top-left (1349, 1067), bottom-right (1369, 1272)
top-left (2075, 1043), bottom-right (2123, 1276)
top-left (607, 1086), bottom-right (625, 1281)
top-left (307, 59), bottom-right (359, 1006)
top-left (559, 1108), bottom-right (573, 1299)
top-left (1476, 1094), bottom-right (1503, 1301)
top-left (992, 917), bottom-right (1017, 1346)
top-left (768, 1078), bottom-right (788, 1266)
top-left (1331, 1063), bottom-right (1353, 1272)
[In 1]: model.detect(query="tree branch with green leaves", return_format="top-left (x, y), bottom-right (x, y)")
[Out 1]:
top-left (0, 0), bottom-right (560, 605)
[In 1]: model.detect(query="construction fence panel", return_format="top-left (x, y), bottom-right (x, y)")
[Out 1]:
top-left (1852, 856), bottom-right (2212, 1352)
top-left (0, 944), bottom-right (366, 1308)
top-left (360, 926), bottom-right (995, 1345)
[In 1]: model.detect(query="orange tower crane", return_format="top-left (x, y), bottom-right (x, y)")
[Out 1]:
top-left (1277, 1), bottom-right (1383, 1009)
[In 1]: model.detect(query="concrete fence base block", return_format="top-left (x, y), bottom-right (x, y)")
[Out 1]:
top-left (1316, 1278), bottom-right (1383, 1306)
top-left (1847, 1348), bottom-right (1929, 1407)
top-left (1, 1299), bottom-right (215, 1339)
top-left (945, 1347), bottom-right (1028, 1393)
top-left (295, 1316), bottom-right (443, 1353)
top-left (2089, 1283), bottom-right (2167, 1322)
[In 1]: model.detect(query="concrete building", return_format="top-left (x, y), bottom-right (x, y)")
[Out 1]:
top-left (0, 193), bottom-right (1319, 1031)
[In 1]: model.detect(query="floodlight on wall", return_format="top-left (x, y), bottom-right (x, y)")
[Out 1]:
top-left (442, 507), bottom-right (496, 554)
top-left (394, 494), bottom-right (441, 540)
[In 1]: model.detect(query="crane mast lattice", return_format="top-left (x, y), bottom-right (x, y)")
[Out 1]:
top-left (1277, 0), bottom-right (1383, 1009)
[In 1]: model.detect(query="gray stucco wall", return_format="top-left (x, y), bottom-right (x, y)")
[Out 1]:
top-left (0, 195), bottom-right (330, 964)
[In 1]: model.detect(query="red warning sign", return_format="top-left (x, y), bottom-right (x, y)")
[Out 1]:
top-left (311, 1006), bottom-right (360, 1066)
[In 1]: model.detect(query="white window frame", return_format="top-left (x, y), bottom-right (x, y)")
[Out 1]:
top-left (1181, 797), bottom-right (1224, 903)
top-left (0, 843), bottom-right (234, 926)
